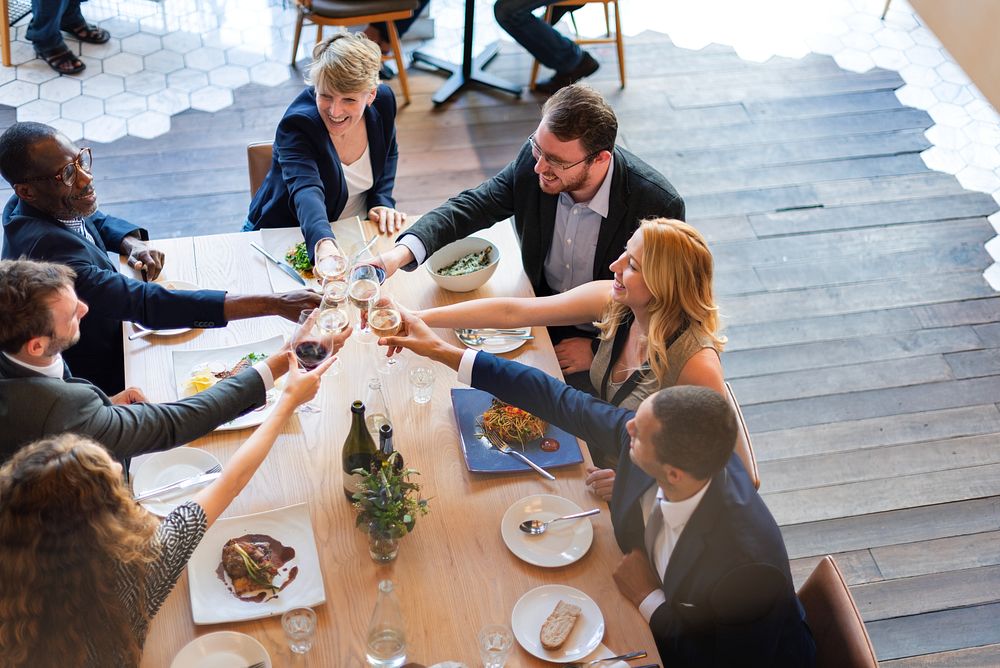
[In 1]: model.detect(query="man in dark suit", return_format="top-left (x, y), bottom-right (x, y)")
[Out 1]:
top-left (0, 259), bottom-right (350, 460)
top-left (0, 122), bottom-right (321, 394)
top-left (383, 312), bottom-right (816, 666)
top-left (381, 84), bottom-right (684, 386)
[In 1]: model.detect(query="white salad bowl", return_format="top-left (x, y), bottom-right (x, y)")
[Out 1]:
top-left (425, 237), bottom-right (500, 292)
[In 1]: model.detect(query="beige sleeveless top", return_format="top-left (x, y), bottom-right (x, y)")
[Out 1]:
top-left (589, 325), bottom-right (718, 411)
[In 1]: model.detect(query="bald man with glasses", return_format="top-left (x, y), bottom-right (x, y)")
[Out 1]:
top-left (0, 122), bottom-right (320, 395)
top-left (380, 84), bottom-right (684, 390)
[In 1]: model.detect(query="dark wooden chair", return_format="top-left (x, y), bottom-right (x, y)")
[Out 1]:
top-left (798, 556), bottom-right (879, 667)
top-left (290, 0), bottom-right (419, 106)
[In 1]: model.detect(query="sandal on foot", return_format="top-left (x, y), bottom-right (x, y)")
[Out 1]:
top-left (36, 46), bottom-right (85, 75)
top-left (62, 22), bottom-right (111, 44)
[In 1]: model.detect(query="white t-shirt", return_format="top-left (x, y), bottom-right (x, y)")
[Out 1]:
top-left (341, 144), bottom-right (374, 221)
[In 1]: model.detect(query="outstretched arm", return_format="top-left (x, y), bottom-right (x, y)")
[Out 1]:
top-left (418, 280), bottom-right (611, 330)
top-left (192, 351), bottom-right (336, 526)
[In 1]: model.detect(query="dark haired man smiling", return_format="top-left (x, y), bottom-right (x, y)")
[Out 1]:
top-left (0, 121), bottom-right (320, 394)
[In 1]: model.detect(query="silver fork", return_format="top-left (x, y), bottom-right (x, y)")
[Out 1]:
top-left (566, 651), bottom-right (649, 668)
top-left (482, 429), bottom-right (555, 480)
top-left (133, 463), bottom-right (222, 501)
top-left (246, 662), bottom-right (266, 668)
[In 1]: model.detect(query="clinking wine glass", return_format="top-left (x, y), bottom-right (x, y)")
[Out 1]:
top-left (349, 263), bottom-right (382, 343)
top-left (317, 305), bottom-right (350, 376)
top-left (291, 308), bottom-right (334, 413)
top-left (314, 237), bottom-right (348, 284)
top-left (368, 295), bottom-right (402, 375)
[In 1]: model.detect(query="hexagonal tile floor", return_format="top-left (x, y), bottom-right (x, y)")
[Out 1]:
top-left (1, 0), bottom-right (999, 279)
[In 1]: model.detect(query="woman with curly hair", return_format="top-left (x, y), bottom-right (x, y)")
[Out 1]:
top-left (0, 350), bottom-right (336, 667)
top-left (413, 218), bottom-right (724, 487)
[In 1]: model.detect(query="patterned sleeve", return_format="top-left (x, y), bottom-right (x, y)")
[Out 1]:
top-left (143, 501), bottom-right (208, 620)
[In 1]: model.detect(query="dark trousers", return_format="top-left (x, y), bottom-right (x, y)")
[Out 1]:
top-left (27, 0), bottom-right (86, 51)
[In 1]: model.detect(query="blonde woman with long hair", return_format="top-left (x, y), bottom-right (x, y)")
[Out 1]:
top-left (414, 218), bottom-right (724, 492)
top-left (0, 350), bottom-right (337, 667)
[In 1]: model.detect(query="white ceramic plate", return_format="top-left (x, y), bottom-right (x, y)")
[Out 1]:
top-left (172, 335), bottom-right (284, 431)
top-left (511, 584), bottom-right (605, 662)
top-left (132, 447), bottom-right (221, 518)
top-left (169, 631), bottom-right (271, 668)
top-left (258, 217), bottom-right (366, 293)
top-left (131, 279), bottom-right (200, 336)
top-left (455, 326), bottom-right (531, 354)
top-left (501, 494), bottom-right (594, 568)
top-left (187, 502), bottom-right (326, 625)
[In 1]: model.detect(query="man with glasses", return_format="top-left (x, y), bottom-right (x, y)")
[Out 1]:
top-left (0, 122), bottom-right (320, 395)
top-left (381, 84), bottom-right (683, 389)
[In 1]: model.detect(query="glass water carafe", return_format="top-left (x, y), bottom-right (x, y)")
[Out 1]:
top-left (366, 579), bottom-right (406, 667)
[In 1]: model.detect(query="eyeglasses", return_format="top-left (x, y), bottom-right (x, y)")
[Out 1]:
top-left (528, 134), bottom-right (601, 172)
top-left (19, 148), bottom-right (92, 188)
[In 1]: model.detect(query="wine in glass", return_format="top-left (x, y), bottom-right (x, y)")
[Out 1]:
top-left (317, 306), bottom-right (350, 376)
top-left (314, 237), bottom-right (348, 284)
top-left (368, 296), bottom-right (402, 375)
top-left (291, 309), bottom-right (334, 412)
top-left (349, 264), bottom-right (381, 342)
top-left (320, 278), bottom-right (349, 311)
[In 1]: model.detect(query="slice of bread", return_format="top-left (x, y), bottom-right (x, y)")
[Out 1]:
top-left (540, 599), bottom-right (582, 650)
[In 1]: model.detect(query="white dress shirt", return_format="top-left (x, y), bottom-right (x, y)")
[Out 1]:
top-left (638, 482), bottom-right (710, 621)
top-left (341, 144), bottom-right (374, 221)
top-left (2, 351), bottom-right (275, 392)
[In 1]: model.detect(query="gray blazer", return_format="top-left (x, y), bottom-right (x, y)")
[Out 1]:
top-left (0, 354), bottom-right (267, 461)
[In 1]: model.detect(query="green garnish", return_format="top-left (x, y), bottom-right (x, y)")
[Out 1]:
top-left (242, 352), bottom-right (268, 364)
top-left (232, 543), bottom-right (277, 591)
top-left (285, 242), bottom-right (313, 275)
top-left (437, 247), bottom-right (492, 276)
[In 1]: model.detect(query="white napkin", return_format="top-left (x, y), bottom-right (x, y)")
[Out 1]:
top-left (579, 643), bottom-right (630, 668)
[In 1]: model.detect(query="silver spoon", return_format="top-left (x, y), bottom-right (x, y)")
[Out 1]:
top-left (519, 508), bottom-right (601, 535)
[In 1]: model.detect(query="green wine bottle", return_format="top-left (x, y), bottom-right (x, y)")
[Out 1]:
top-left (378, 423), bottom-right (405, 472)
top-left (343, 400), bottom-right (378, 502)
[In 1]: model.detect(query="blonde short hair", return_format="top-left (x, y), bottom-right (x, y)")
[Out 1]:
top-left (306, 31), bottom-right (381, 94)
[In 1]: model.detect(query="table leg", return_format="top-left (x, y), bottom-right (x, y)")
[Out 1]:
top-left (411, 0), bottom-right (522, 105)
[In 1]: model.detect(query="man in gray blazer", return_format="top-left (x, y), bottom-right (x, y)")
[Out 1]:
top-left (380, 83), bottom-right (684, 388)
top-left (0, 259), bottom-right (348, 461)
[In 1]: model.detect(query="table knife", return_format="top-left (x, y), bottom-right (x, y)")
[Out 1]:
top-left (250, 241), bottom-right (306, 285)
top-left (134, 471), bottom-right (221, 502)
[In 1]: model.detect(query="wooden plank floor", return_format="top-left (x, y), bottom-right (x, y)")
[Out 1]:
top-left (3, 29), bottom-right (1000, 664)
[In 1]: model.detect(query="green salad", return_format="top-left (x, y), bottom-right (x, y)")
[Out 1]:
top-left (437, 247), bottom-right (492, 277)
top-left (285, 242), bottom-right (313, 278)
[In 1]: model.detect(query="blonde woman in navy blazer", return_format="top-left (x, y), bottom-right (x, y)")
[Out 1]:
top-left (245, 32), bottom-right (405, 262)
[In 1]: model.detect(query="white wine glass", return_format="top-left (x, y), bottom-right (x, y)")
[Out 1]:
top-left (348, 263), bottom-right (382, 343)
top-left (290, 309), bottom-right (334, 413)
top-left (320, 277), bottom-right (349, 311)
top-left (314, 237), bottom-right (348, 284)
top-left (368, 295), bottom-right (403, 375)
top-left (317, 306), bottom-right (350, 376)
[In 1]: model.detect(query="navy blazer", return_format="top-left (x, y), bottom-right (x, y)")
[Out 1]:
top-left (401, 143), bottom-right (684, 295)
top-left (2, 197), bottom-right (227, 394)
top-left (470, 353), bottom-right (815, 667)
top-left (246, 84), bottom-right (399, 259)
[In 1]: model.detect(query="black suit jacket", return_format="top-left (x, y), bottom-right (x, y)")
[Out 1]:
top-left (246, 84), bottom-right (399, 259)
top-left (0, 353), bottom-right (266, 460)
top-left (400, 144), bottom-right (684, 294)
top-left (2, 197), bottom-right (227, 394)
top-left (469, 352), bottom-right (815, 666)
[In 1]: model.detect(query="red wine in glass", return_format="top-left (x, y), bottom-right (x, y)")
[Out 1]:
top-left (295, 341), bottom-right (330, 370)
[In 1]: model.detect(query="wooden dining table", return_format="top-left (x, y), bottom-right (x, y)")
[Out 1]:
top-left (129, 219), bottom-right (661, 666)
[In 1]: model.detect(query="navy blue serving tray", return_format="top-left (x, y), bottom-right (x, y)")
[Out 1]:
top-left (451, 388), bottom-right (583, 474)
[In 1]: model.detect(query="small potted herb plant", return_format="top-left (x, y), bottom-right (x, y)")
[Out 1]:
top-left (352, 452), bottom-right (429, 563)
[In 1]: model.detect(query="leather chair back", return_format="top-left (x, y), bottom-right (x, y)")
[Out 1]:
top-left (247, 141), bottom-right (273, 198)
top-left (725, 381), bottom-right (760, 490)
top-left (798, 556), bottom-right (878, 667)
